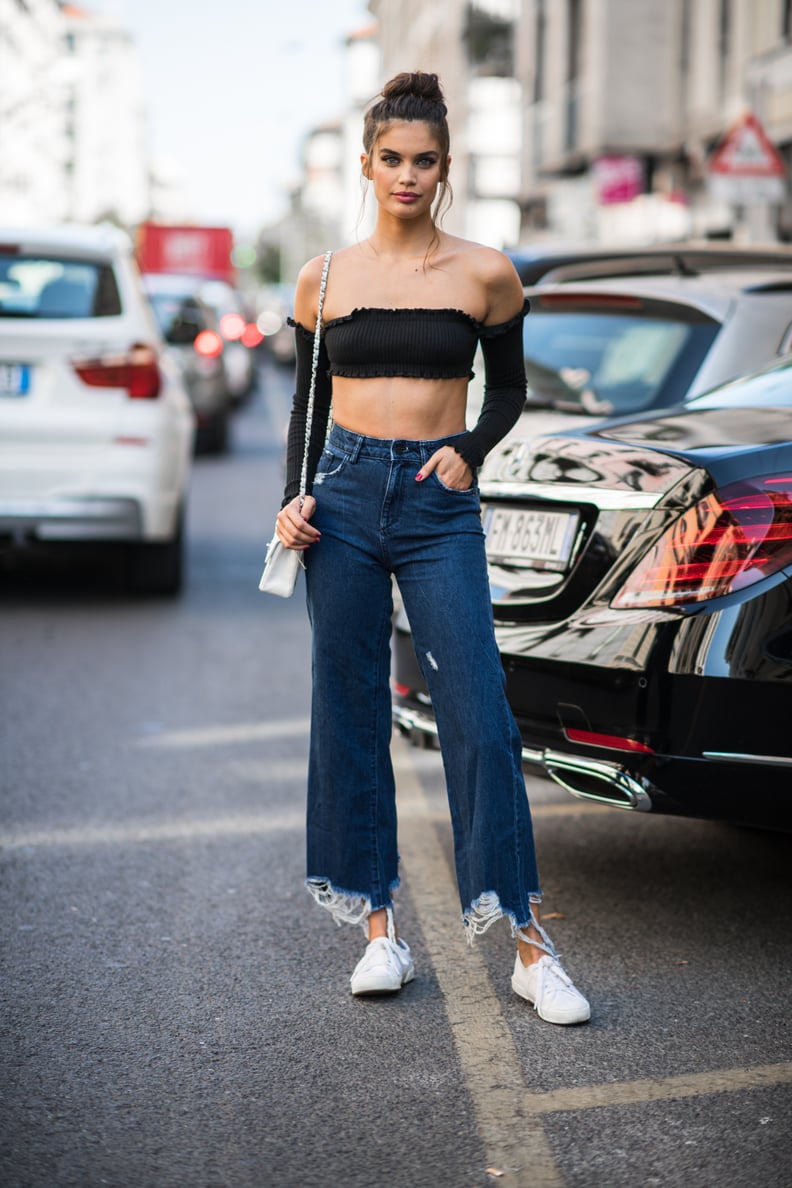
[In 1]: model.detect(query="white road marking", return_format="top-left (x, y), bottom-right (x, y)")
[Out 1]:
top-left (396, 750), bottom-right (564, 1187)
top-left (0, 776), bottom-right (605, 851)
top-left (522, 1061), bottom-right (792, 1114)
top-left (136, 718), bottom-right (311, 748)
top-left (394, 744), bottom-right (792, 1184)
top-left (0, 811), bottom-right (306, 849)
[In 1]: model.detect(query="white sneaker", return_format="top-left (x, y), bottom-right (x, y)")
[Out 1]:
top-left (511, 953), bottom-right (591, 1025)
top-left (350, 937), bottom-right (415, 996)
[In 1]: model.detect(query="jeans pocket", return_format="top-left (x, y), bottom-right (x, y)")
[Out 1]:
top-left (429, 471), bottom-right (478, 495)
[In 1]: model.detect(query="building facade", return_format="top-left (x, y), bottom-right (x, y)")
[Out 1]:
top-left (0, 0), bottom-right (70, 224)
top-left (369, 0), bottom-right (523, 248)
top-left (518, 0), bottom-right (792, 243)
top-left (361, 0), bottom-right (792, 247)
top-left (0, 0), bottom-right (150, 229)
top-left (60, 4), bottom-right (150, 226)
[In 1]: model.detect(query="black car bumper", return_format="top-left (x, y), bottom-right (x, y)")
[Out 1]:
top-left (392, 583), bottom-right (792, 830)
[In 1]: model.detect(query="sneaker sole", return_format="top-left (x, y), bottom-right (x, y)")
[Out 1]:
top-left (511, 975), bottom-right (591, 1025)
top-left (351, 965), bottom-right (415, 997)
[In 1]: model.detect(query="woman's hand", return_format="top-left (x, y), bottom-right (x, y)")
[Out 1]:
top-left (416, 446), bottom-right (473, 491)
top-left (276, 495), bottom-right (320, 549)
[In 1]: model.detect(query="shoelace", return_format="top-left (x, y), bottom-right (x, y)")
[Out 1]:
top-left (535, 956), bottom-right (578, 1001)
top-left (363, 939), bottom-right (405, 975)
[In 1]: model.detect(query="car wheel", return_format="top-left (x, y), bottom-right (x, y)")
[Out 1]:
top-left (128, 510), bottom-right (184, 596)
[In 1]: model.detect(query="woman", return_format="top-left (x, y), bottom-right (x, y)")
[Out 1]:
top-left (276, 72), bottom-right (590, 1025)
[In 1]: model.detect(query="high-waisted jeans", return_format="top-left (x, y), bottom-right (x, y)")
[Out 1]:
top-left (304, 423), bottom-right (544, 943)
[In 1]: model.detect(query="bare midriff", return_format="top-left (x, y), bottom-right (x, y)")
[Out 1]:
top-left (330, 375), bottom-right (469, 441)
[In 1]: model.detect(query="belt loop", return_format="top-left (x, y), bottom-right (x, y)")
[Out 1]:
top-left (333, 426), bottom-right (363, 462)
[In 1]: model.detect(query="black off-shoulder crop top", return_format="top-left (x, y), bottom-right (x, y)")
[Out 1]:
top-left (322, 306), bottom-right (481, 380)
top-left (282, 299), bottom-right (529, 506)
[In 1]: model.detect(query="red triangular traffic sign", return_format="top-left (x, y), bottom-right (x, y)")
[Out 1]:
top-left (709, 112), bottom-right (786, 178)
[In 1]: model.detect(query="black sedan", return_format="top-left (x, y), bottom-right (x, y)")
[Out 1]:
top-left (392, 359), bottom-right (792, 831)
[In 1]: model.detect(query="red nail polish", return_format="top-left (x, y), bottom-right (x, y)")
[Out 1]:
top-left (416, 472), bottom-right (423, 481)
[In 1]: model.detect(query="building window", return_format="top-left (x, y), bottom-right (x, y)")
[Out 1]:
top-left (784, 0), bottom-right (792, 41)
top-left (567, 0), bottom-right (582, 82)
top-left (565, 0), bottom-right (582, 151)
top-left (534, 0), bottom-right (545, 103)
top-left (719, 0), bottom-right (731, 98)
top-left (464, 4), bottom-right (515, 78)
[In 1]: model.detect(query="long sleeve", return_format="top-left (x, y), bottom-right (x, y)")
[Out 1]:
top-left (451, 298), bottom-right (529, 470)
top-left (281, 321), bottom-right (333, 507)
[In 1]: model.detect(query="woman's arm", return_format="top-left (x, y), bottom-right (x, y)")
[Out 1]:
top-left (280, 255), bottom-right (334, 507)
top-left (450, 253), bottom-right (528, 470)
top-left (276, 257), bottom-right (329, 547)
top-left (415, 250), bottom-right (527, 489)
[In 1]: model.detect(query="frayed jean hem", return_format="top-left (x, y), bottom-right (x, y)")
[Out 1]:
top-left (462, 890), bottom-right (557, 958)
top-left (306, 876), bottom-right (401, 934)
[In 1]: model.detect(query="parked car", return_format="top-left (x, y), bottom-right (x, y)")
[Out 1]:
top-left (196, 279), bottom-right (259, 403)
top-left (465, 264), bottom-right (792, 445)
top-left (0, 223), bottom-right (194, 594)
top-left (506, 242), bottom-right (792, 286)
top-left (393, 358), bottom-right (792, 831)
top-left (257, 284), bottom-right (296, 367)
top-left (142, 272), bottom-right (233, 453)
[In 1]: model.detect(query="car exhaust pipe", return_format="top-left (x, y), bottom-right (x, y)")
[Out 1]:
top-left (393, 707), bottom-right (654, 811)
top-left (541, 750), bottom-right (653, 811)
top-left (393, 705), bottom-right (441, 749)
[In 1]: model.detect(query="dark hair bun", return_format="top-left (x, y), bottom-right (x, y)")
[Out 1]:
top-left (381, 71), bottom-right (446, 110)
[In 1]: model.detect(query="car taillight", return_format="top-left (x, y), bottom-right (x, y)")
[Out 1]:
top-left (219, 312), bottom-right (245, 341)
top-left (536, 293), bottom-right (644, 311)
top-left (72, 343), bottom-right (161, 399)
top-left (241, 322), bottom-right (264, 348)
top-left (193, 329), bottom-right (223, 358)
top-left (612, 474), bottom-right (792, 608)
top-left (564, 728), bottom-right (654, 753)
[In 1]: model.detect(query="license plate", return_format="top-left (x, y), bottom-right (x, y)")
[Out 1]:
top-left (483, 505), bottom-right (580, 570)
top-left (0, 363), bottom-right (31, 396)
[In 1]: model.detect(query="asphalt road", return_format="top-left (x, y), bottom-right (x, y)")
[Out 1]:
top-left (1, 357), bottom-right (791, 1188)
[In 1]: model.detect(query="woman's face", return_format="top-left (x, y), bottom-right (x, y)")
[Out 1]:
top-left (362, 120), bottom-right (449, 219)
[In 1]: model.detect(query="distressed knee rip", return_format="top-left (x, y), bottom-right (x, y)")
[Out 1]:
top-left (462, 890), bottom-right (557, 958)
top-left (425, 651), bottom-right (438, 671)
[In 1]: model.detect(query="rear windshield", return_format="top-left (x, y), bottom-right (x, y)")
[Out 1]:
top-left (523, 301), bottom-right (720, 417)
top-left (0, 254), bottom-right (122, 318)
top-left (147, 292), bottom-right (205, 337)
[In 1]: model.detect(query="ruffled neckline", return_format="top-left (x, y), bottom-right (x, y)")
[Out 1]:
top-left (321, 306), bottom-right (480, 331)
top-left (288, 297), bottom-right (529, 337)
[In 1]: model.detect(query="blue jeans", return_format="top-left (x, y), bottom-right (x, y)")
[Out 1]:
top-left (304, 423), bottom-right (544, 942)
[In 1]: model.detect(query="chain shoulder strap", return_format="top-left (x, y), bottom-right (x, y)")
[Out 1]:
top-left (298, 249), bottom-right (333, 501)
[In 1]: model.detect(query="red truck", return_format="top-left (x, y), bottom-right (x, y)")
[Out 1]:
top-left (136, 223), bottom-right (235, 283)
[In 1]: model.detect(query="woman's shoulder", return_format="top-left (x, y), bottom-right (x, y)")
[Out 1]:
top-left (448, 237), bottom-right (523, 323)
top-left (295, 251), bottom-right (336, 288)
top-left (295, 245), bottom-right (357, 295)
top-left (294, 250), bottom-right (341, 324)
top-left (451, 238), bottom-right (517, 283)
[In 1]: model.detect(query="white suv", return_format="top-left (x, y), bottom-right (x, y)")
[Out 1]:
top-left (0, 224), bottom-right (195, 594)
